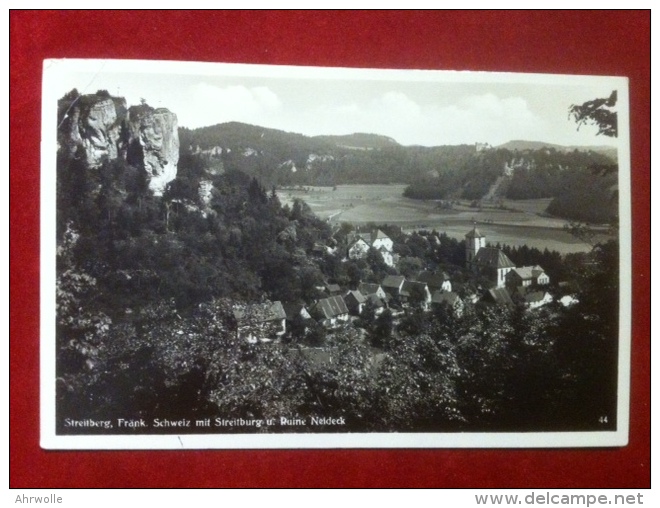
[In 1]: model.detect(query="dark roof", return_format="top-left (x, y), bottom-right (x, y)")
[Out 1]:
top-left (348, 237), bottom-right (369, 248)
top-left (382, 275), bottom-right (405, 289)
top-left (508, 266), bottom-right (535, 280)
top-left (473, 247), bottom-right (516, 269)
top-left (358, 282), bottom-right (382, 296)
top-left (345, 290), bottom-right (367, 305)
top-left (431, 291), bottom-right (461, 305)
top-left (268, 301), bottom-right (286, 320)
top-left (465, 226), bottom-right (484, 239)
top-left (314, 296), bottom-right (349, 319)
top-left (325, 283), bottom-right (342, 293)
top-left (416, 270), bottom-right (450, 288)
top-left (509, 265), bottom-right (548, 281)
top-left (531, 265), bottom-right (546, 277)
top-left (484, 288), bottom-right (515, 308)
top-left (366, 294), bottom-right (385, 307)
top-left (400, 280), bottom-right (429, 297)
top-left (282, 302), bottom-right (308, 320)
top-left (371, 229), bottom-right (390, 242)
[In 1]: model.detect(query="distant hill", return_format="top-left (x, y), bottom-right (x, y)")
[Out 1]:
top-left (313, 133), bottom-right (399, 150)
top-left (498, 140), bottom-right (617, 162)
top-left (177, 122), bottom-right (618, 221)
top-left (179, 122), bottom-right (453, 187)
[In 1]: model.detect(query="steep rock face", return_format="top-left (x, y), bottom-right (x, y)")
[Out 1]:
top-left (66, 97), bottom-right (126, 168)
top-left (59, 92), bottom-right (179, 195)
top-left (127, 107), bottom-right (179, 196)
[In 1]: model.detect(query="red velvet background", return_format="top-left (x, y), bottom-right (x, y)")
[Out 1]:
top-left (9, 10), bottom-right (650, 488)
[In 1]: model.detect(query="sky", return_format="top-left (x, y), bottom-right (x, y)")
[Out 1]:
top-left (48, 60), bottom-right (624, 148)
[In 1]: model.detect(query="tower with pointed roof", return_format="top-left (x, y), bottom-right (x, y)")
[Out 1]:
top-left (465, 225), bottom-right (486, 269)
top-left (465, 226), bottom-right (516, 288)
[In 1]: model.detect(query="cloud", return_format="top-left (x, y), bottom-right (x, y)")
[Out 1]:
top-left (375, 91), bottom-right (422, 119)
top-left (173, 84), bottom-right (547, 147)
top-left (300, 91), bottom-right (422, 140)
top-left (293, 91), bottom-right (542, 146)
top-left (179, 83), bottom-right (282, 127)
top-left (425, 94), bottom-right (542, 146)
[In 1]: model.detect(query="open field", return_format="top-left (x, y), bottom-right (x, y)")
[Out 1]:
top-left (278, 185), bottom-right (613, 254)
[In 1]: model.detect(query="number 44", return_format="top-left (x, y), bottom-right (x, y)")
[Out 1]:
top-left (598, 416), bottom-right (608, 424)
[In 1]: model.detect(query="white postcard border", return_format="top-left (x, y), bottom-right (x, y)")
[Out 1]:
top-left (40, 59), bottom-right (631, 450)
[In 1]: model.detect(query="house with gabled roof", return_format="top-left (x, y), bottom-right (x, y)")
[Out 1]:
top-left (506, 265), bottom-right (550, 288)
top-left (369, 229), bottom-right (393, 252)
top-left (358, 282), bottom-right (387, 300)
top-left (347, 229), bottom-right (395, 267)
top-left (481, 287), bottom-right (515, 309)
top-left (344, 290), bottom-right (367, 315)
top-left (324, 283), bottom-right (342, 295)
top-left (533, 266), bottom-right (550, 285)
top-left (416, 270), bottom-right (452, 293)
top-left (282, 302), bottom-right (312, 322)
top-left (381, 275), bottom-right (405, 297)
top-left (365, 293), bottom-right (386, 315)
top-left (400, 280), bottom-right (432, 310)
top-left (311, 295), bottom-right (350, 328)
top-left (347, 237), bottom-right (370, 260)
top-left (515, 288), bottom-right (554, 310)
top-left (431, 290), bottom-right (464, 316)
top-left (357, 283), bottom-right (388, 315)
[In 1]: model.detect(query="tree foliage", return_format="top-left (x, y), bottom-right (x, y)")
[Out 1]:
top-left (569, 90), bottom-right (618, 138)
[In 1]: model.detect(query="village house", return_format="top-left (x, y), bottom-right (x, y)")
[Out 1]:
top-left (282, 302), bottom-right (312, 322)
top-left (357, 283), bottom-right (388, 315)
top-left (344, 290), bottom-right (367, 316)
top-left (365, 293), bottom-right (386, 315)
top-left (415, 270), bottom-right (452, 293)
top-left (481, 287), bottom-right (515, 309)
top-left (358, 282), bottom-right (387, 301)
top-left (233, 301), bottom-right (287, 343)
top-left (324, 283), bottom-right (342, 296)
top-left (312, 242), bottom-right (335, 257)
top-left (516, 288), bottom-right (554, 310)
top-left (282, 302), bottom-right (313, 338)
top-left (506, 265), bottom-right (550, 288)
top-left (369, 229), bottom-right (394, 252)
top-left (399, 280), bottom-right (432, 310)
top-left (381, 274), bottom-right (405, 298)
top-left (311, 295), bottom-right (350, 328)
top-left (431, 291), bottom-right (464, 317)
top-left (347, 229), bottom-right (395, 267)
top-left (347, 237), bottom-right (370, 260)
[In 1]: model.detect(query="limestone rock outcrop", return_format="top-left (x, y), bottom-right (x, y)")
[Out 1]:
top-left (58, 91), bottom-right (179, 196)
top-left (126, 106), bottom-right (179, 195)
top-left (64, 96), bottom-right (126, 168)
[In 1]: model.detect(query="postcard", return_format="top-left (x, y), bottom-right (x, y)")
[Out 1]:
top-left (40, 59), bottom-right (631, 449)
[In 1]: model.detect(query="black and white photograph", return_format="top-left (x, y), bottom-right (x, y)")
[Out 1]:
top-left (41, 60), bottom-right (631, 449)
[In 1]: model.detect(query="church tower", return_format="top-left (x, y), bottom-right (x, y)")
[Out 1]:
top-left (465, 226), bottom-right (486, 269)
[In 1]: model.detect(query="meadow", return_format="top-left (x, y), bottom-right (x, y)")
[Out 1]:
top-left (278, 185), bottom-right (611, 253)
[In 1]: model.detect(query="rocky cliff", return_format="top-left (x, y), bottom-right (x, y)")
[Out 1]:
top-left (62, 95), bottom-right (126, 168)
top-left (126, 106), bottom-right (179, 195)
top-left (58, 91), bottom-right (179, 195)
